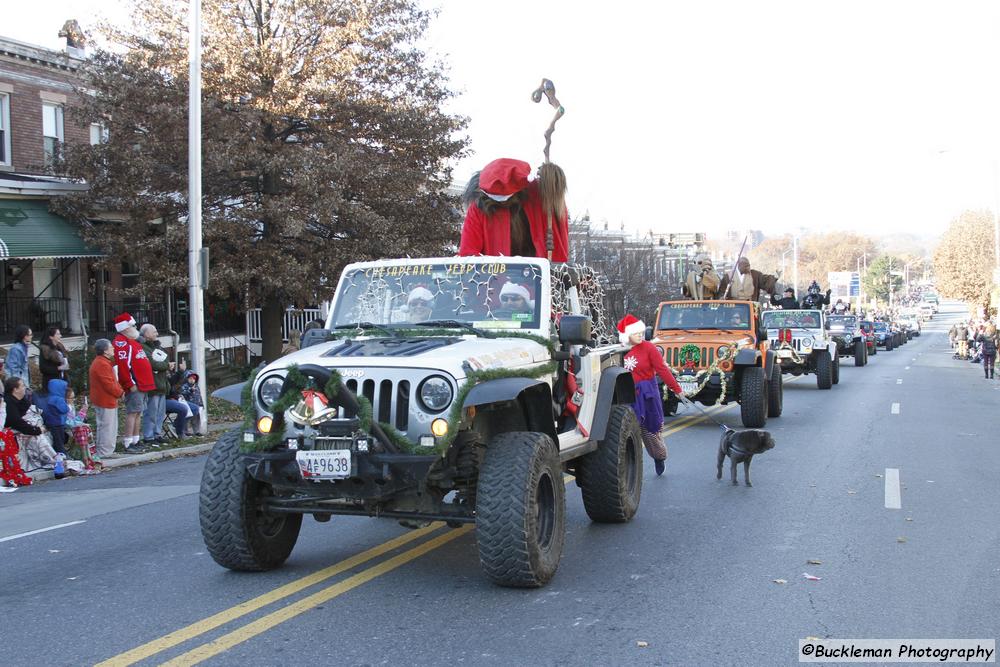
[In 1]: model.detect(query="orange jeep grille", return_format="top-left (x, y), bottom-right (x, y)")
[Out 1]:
top-left (660, 345), bottom-right (716, 370)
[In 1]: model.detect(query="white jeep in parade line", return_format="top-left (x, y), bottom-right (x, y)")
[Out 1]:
top-left (762, 309), bottom-right (840, 389)
top-left (200, 256), bottom-right (643, 588)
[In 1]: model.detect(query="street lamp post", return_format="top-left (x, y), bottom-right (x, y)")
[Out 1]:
top-left (188, 0), bottom-right (207, 433)
top-left (792, 235), bottom-right (799, 302)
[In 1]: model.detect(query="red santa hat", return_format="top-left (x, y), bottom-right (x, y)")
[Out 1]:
top-left (479, 158), bottom-right (531, 202)
top-left (500, 281), bottom-right (534, 307)
top-left (617, 314), bottom-right (645, 345)
top-left (114, 312), bottom-right (137, 333)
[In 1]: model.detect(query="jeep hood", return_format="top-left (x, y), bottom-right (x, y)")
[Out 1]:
top-left (653, 331), bottom-right (754, 346)
top-left (258, 335), bottom-right (550, 381)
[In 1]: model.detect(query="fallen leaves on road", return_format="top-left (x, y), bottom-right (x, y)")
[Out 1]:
top-left (847, 490), bottom-right (857, 495)
top-left (637, 641), bottom-right (649, 648)
top-left (897, 537), bottom-right (907, 543)
top-left (807, 559), bottom-right (822, 565)
top-left (48, 549), bottom-right (60, 553)
top-left (875, 474), bottom-right (883, 478)
top-left (773, 579), bottom-right (787, 584)
top-left (803, 573), bottom-right (822, 581)
top-left (905, 517), bottom-right (913, 522)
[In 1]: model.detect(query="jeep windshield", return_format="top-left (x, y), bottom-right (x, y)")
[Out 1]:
top-left (657, 303), bottom-right (751, 331)
top-left (761, 310), bottom-right (821, 330)
top-left (329, 260), bottom-right (544, 332)
top-left (828, 316), bottom-right (856, 330)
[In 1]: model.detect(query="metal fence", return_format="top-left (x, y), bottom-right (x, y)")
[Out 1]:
top-left (246, 307), bottom-right (325, 342)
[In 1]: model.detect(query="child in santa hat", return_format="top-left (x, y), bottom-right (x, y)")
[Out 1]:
top-left (618, 314), bottom-right (684, 476)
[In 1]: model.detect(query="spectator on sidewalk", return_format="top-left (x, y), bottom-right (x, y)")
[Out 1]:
top-left (0, 382), bottom-right (33, 487)
top-left (6, 326), bottom-right (33, 388)
top-left (3, 376), bottom-right (56, 471)
top-left (140, 324), bottom-right (171, 447)
top-left (113, 313), bottom-right (155, 453)
top-left (64, 387), bottom-right (99, 472)
top-left (978, 325), bottom-right (997, 379)
top-left (89, 338), bottom-right (123, 459)
top-left (281, 330), bottom-right (301, 356)
top-left (948, 324), bottom-right (958, 350)
top-left (41, 378), bottom-right (70, 455)
top-left (954, 321), bottom-right (969, 359)
top-left (38, 327), bottom-right (70, 392)
top-left (178, 369), bottom-right (204, 436)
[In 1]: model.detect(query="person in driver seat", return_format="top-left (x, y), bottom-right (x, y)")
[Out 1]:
top-left (406, 286), bottom-right (434, 323)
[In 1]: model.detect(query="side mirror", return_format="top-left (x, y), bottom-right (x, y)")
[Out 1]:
top-left (558, 315), bottom-right (592, 346)
top-left (644, 326), bottom-right (653, 341)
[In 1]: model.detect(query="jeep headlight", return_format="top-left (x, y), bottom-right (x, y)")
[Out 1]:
top-left (801, 337), bottom-right (814, 350)
top-left (717, 345), bottom-right (731, 360)
top-left (258, 376), bottom-right (285, 409)
top-left (418, 376), bottom-right (453, 413)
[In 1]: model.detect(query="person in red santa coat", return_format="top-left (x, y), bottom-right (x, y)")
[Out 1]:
top-left (618, 314), bottom-right (684, 476)
top-left (112, 313), bottom-right (156, 453)
top-left (459, 158), bottom-right (569, 262)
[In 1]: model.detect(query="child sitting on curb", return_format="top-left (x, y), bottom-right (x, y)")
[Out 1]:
top-left (65, 389), bottom-right (100, 473)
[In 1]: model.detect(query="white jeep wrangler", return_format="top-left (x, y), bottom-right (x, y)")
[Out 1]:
top-left (200, 256), bottom-right (643, 588)
top-left (762, 309), bottom-right (840, 389)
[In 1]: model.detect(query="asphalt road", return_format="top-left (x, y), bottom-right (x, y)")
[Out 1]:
top-left (3, 300), bottom-right (998, 667)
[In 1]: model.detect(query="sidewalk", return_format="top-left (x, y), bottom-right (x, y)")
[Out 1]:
top-left (25, 420), bottom-right (243, 484)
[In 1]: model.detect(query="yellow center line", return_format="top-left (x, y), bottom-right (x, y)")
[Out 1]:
top-left (105, 383), bottom-right (792, 666)
top-left (159, 526), bottom-right (475, 667)
top-left (95, 522), bottom-right (445, 667)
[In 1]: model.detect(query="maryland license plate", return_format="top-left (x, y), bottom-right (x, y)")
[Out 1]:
top-left (296, 450), bottom-right (352, 480)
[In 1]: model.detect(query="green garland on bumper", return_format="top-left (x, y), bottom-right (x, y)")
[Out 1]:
top-left (241, 360), bottom-right (559, 456)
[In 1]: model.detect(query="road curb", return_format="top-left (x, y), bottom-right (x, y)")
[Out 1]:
top-left (27, 441), bottom-right (216, 483)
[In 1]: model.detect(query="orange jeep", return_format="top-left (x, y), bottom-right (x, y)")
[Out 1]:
top-left (651, 300), bottom-right (781, 428)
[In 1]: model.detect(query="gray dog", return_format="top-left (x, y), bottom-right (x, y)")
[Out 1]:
top-left (716, 427), bottom-right (775, 487)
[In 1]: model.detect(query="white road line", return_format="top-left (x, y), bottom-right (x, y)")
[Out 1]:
top-left (0, 520), bottom-right (87, 543)
top-left (891, 402), bottom-right (900, 414)
top-left (885, 468), bottom-right (901, 509)
top-left (896, 379), bottom-right (902, 384)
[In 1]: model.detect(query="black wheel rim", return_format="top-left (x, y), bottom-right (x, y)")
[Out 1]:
top-left (624, 432), bottom-right (639, 496)
top-left (252, 483), bottom-right (286, 538)
top-left (535, 471), bottom-right (556, 549)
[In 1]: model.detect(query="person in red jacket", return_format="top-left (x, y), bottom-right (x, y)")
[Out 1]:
top-left (112, 313), bottom-right (155, 453)
top-left (459, 158), bottom-right (569, 262)
top-left (618, 314), bottom-right (684, 477)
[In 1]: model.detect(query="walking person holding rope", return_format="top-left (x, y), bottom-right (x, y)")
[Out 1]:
top-left (617, 315), bottom-right (685, 477)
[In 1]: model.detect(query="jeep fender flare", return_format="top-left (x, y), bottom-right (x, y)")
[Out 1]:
top-left (825, 341), bottom-right (838, 357)
top-left (733, 348), bottom-right (760, 367)
top-left (590, 367), bottom-right (636, 442)
top-left (463, 377), bottom-right (557, 444)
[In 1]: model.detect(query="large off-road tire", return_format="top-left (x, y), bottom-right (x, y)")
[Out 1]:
top-left (854, 339), bottom-right (866, 367)
top-left (739, 366), bottom-right (768, 428)
top-left (200, 429), bottom-right (302, 571)
top-left (576, 405), bottom-right (643, 523)
top-left (886, 338), bottom-right (894, 352)
top-left (815, 350), bottom-right (833, 390)
top-left (476, 432), bottom-right (566, 588)
top-left (870, 342), bottom-right (877, 356)
top-left (832, 353), bottom-right (841, 384)
top-left (767, 367), bottom-right (783, 417)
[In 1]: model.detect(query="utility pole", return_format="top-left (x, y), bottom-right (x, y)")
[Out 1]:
top-left (188, 0), bottom-right (207, 433)
top-left (792, 234), bottom-right (799, 301)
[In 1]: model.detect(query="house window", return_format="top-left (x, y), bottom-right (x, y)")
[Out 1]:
top-left (42, 102), bottom-right (64, 165)
top-left (89, 122), bottom-right (108, 145)
top-left (0, 93), bottom-right (10, 166)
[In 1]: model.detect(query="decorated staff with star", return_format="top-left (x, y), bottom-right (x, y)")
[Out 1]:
top-left (618, 314), bottom-right (685, 477)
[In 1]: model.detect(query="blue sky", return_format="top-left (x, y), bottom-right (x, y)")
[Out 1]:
top-left (7, 1), bottom-right (1000, 240)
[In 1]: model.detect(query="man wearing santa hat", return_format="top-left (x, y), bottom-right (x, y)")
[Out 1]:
top-left (112, 313), bottom-right (156, 453)
top-left (496, 282), bottom-right (534, 317)
top-left (459, 158), bottom-right (569, 262)
top-left (618, 314), bottom-right (684, 476)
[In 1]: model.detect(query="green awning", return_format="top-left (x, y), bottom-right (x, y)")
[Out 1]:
top-left (0, 200), bottom-right (103, 260)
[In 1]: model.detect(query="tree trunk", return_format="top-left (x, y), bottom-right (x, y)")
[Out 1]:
top-left (261, 299), bottom-right (285, 362)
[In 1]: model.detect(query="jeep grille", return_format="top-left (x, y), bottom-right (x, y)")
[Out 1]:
top-left (770, 337), bottom-right (804, 352)
top-left (660, 345), bottom-right (716, 369)
top-left (344, 378), bottom-right (411, 431)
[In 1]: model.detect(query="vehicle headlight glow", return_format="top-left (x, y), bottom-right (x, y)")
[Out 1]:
top-left (418, 376), bottom-right (453, 413)
top-left (258, 376), bottom-right (285, 409)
